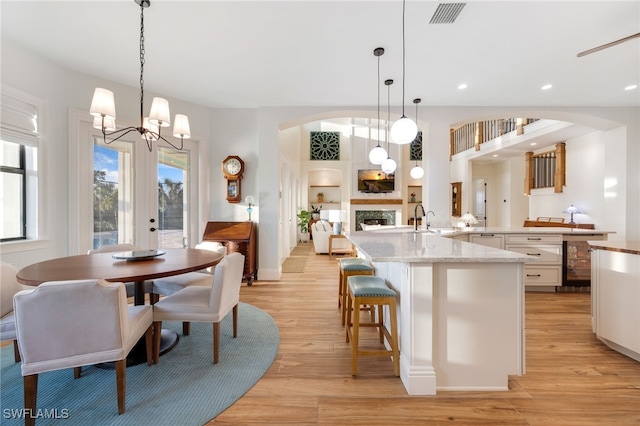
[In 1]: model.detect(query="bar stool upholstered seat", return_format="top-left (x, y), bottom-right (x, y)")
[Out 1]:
top-left (338, 258), bottom-right (374, 325)
top-left (345, 275), bottom-right (399, 377)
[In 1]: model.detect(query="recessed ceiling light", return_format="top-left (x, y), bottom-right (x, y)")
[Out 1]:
top-left (624, 84), bottom-right (638, 91)
top-left (541, 84), bottom-right (553, 90)
top-left (530, 142), bottom-right (537, 146)
top-left (492, 154), bottom-right (498, 157)
top-left (458, 83), bottom-right (467, 90)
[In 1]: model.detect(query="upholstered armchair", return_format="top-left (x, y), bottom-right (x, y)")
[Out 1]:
top-left (311, 220), bottom-right (332, 253)
top-left (1, 262), bottom-right (26, 362)
top-left (152, 241), bottom-right (227, 335)
top-left (153, 241), bottom-right (226, 296)
top-left (311, 221), bottom-right (352, 255)
top-left (13, 279), bottom-right (154, 424)
top-left (152, 252), bottom-right (245, 364)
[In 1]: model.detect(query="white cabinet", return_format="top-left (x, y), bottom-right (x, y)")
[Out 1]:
top-left (469, 233), bottom-right (504, 249)
top-left (591, 247), bottom-right (640, 361)
top-left (506, 234), bottom-right (562, 289)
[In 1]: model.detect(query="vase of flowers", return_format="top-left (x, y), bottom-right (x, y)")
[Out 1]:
top-left (410, 192), bottom-right (416, 203)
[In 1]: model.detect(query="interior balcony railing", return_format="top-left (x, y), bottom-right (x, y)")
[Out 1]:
top-left (449, 118), bottom-right (540, 157)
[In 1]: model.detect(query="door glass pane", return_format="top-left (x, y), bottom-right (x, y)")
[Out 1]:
top-left (157, 147), bottom-right (188, 248)
top-left (92, 139), bottom-right (134, 249)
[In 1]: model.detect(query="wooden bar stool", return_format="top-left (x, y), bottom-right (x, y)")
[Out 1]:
top-left (345, 275), bottom-right (399, 377)
top-left (338, 258), bottom-right (374, 325)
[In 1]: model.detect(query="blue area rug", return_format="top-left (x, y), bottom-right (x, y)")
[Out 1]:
top-left (0, 302), bottom-right (279, 425)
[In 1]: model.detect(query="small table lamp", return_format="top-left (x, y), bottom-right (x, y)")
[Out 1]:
top-left (321, 209), bottom-right (346, 234)
top-left (460, 212), bottom-right (479, 227)
top-left (563, 204), bottom-right (582, 224)
top-left (245, 195), bottom-right (255, 221)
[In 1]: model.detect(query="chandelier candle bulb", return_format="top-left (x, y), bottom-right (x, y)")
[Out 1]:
top-left (89, 88), bottom-right (116, 119)
top-left (93, 116), bottom-right (116, 131)
top-left (142, 118), bottom-right (159, 141)
top-left (149, 97), bottom-right (171, 127)
top-left (173, 114), bottom-right (191, 139)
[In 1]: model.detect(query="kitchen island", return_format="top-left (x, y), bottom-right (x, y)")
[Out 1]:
top-left (589, 241), bottom-right (640, 362)
top-left (348, 230), bottom-right (533, 395)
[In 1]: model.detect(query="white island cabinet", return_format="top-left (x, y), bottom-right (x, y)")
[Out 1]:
top-left (348, 231), bottom-right (532, 395)
top-left (589, 241), bottom-right (640, 362)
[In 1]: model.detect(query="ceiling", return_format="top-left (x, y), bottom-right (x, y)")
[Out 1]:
top-left (2, 1), bottom-right (639, 111)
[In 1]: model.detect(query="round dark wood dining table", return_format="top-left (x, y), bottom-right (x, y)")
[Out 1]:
top-left (16, 248), bottom-right (224, 365)
top-left (16, 248), bottom-right (224, 305)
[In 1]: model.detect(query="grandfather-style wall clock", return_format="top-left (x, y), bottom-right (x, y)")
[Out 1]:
top-left (222, 155), bottom-right (244, 203)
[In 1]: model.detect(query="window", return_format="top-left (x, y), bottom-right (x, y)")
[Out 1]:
top-left (0, 88), bottom-right (42, 243)
top-left (1, 141), bottom-right (26, 240)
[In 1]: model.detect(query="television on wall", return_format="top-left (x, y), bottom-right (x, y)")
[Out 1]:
top-left (357, 169), bottom-right (395, 193)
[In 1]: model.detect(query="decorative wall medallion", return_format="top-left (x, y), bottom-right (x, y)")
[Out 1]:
top-left (310, 131), bottom-right (340, 160)
top-left (410, 131), bottom-right (422, 161)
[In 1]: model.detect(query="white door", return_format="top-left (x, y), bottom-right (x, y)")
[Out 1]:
top-left (473, 178), bottom-right (487, 227)
top-left (87, 125), bottom-right (199, 252)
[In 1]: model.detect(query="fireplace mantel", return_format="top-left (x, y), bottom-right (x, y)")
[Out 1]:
top-left (350, 199), bottom-right (402, 205)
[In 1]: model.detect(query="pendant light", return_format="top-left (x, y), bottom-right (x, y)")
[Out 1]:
top-left (368, 47), bottom-right (387, 165)
top-left (381, 79), bottom-right (397, 174)
top-left (389, 0), bottom-right (418, 145)
top-left (90, 0), bottom-right (190, 152)
top-left (409, 98), bottom-right (424, 179)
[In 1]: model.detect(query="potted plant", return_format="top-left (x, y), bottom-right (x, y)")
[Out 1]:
top-left (297, 209), bottom-right (311, 243)
top-left (310, 204), bottom-right (322, 220)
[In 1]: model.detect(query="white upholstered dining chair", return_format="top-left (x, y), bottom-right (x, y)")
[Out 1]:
top-left (13, 279), bottom-right (154, 424)
top-left (88, 244), bottom-right (155, 299)
top-left (1, 261), bottom-right (26, 362)
top-left (152, 241), bottom-right (227, 335)
top-left (152, 252), bottom-right (245, 364)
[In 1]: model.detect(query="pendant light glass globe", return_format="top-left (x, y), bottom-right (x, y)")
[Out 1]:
top-left (390, 116), bottom-right (418, 144)
top-left (381, 157), bottom-right (397, 174)
top-left (410, 165), bottom-right (424, 179)
top-left (369, 145), bottom-right (387, 165)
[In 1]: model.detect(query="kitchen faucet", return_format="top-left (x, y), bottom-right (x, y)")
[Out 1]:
top-left (414, 204), bottom-right (426, 231)
top-left (426, 210), bottom-right (435, 230)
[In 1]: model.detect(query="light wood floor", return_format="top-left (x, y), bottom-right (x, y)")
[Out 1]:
top-left (209, 244), bottom-right (640, 425)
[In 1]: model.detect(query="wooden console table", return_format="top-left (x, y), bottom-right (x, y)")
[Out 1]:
top-left (202, 221), bottom-right (257, 285)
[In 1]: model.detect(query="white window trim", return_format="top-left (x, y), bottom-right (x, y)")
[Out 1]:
top-left (0, 86), bottom-right (48, 254)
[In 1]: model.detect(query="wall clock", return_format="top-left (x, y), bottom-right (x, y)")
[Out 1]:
top-left (222, 155), bottom-right (244, 203)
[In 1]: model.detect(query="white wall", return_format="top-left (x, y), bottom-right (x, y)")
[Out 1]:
top-left (2, 39), bottom-right (638, 278)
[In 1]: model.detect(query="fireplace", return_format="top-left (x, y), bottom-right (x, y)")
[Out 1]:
top-left (355, 210), bottom-right (396, 231)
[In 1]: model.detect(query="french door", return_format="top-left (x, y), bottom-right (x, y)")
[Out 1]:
top-left (75, 117), bottom-right (199, 254)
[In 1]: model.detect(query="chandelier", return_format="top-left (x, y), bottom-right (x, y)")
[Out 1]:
top-left (389, 0), bottom-right (418, 144)
top-left (89, 0), bottom-right (190, 152)
top-left (368, 47), bottom-right (387, 165)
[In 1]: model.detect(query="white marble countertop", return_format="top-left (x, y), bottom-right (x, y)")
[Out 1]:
top-left (455, 227), bottom-right (612, 235)
top-left (348, 232), bottom-right (535, 263)
top-left (360, 224), bottom-right (612, 236)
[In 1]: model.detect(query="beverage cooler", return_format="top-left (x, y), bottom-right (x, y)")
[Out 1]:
top-left (562, 234), bottom-right (607, 288)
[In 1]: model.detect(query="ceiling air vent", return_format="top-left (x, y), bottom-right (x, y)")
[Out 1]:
top-left (429, 3), bottom-right (466, 24)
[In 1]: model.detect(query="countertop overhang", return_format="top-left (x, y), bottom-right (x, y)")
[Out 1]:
top-left (348, 226), bottom-right (613, 263)
top-left (348, 231), bottom-right (535, 263)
